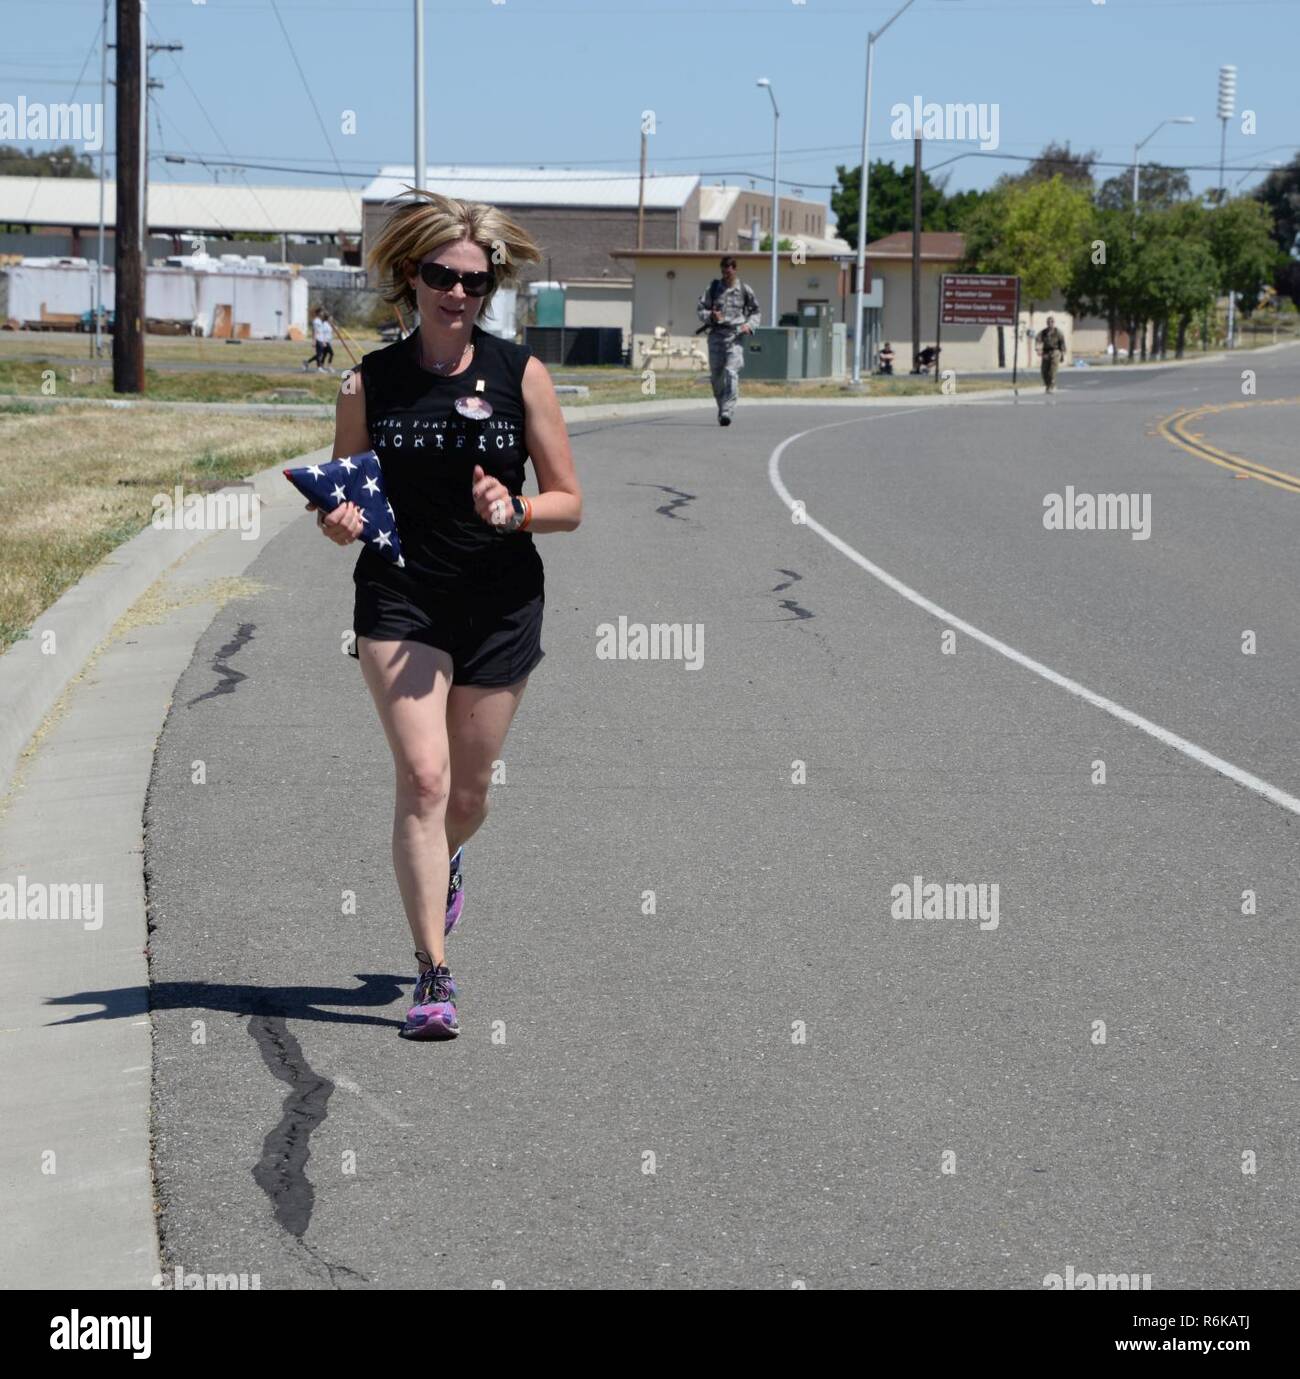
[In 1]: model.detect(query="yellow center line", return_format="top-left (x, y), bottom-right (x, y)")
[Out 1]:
top-left (1156, 398), bottom-right (1300, 494)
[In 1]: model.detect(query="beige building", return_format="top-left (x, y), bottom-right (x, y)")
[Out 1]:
top-left (616, 233), bottom-right (1111, 376)
top-left (610, 248), bottom-right (853, 370)
top-left (697, 184), bottom-right (838, 252)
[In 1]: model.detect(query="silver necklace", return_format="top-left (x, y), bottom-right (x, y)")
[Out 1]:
top-left (418, 333), bottom-right (473, 375)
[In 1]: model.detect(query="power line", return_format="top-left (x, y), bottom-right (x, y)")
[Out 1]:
top-left (265, 0), bottom-right (359, 220)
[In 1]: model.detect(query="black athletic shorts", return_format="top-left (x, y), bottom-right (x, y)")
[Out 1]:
top-left (351, 575), bottom-right (545, 687)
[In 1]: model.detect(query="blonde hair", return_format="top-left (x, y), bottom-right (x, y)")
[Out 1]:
top-left (367, 188), bottom-right (543, 319)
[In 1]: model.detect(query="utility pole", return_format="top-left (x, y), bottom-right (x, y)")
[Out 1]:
top-left (911, 135), bottom-right (922, 374)
top-left (95, 0), bottom-right (108, 358)
top-left (636, 127), bottom-right (647, 250)
top-left (113, 0), bottom-right (144, 394)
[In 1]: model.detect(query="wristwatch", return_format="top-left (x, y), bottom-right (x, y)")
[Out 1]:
top-left (495, 495), bottom-right (526, 532)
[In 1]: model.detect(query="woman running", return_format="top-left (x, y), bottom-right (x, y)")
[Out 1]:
top-left (313, 190), bottom-right (582, 1040)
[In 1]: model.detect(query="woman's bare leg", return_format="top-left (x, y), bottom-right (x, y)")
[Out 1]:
top-left (445, 677), bottom-right (530, 854)
top-left (357, 637), bottom-right (453, 969)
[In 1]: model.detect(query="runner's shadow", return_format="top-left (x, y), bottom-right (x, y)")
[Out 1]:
top-left (45, 974), bottom-right (408, 1029)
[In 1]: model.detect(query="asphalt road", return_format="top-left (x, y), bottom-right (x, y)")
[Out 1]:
top-left (144, 348), bottom-right (1299, 1289)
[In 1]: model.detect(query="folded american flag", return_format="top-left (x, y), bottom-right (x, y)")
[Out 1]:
top-left (283, 449), bottom-right (405, 567)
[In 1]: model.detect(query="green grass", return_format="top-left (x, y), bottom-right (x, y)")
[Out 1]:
top-left (0, 360), bottom-right (340, 405)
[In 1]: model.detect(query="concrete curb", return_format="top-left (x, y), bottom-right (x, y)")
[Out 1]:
top-left (0, 444), bottom-right (329, 1288)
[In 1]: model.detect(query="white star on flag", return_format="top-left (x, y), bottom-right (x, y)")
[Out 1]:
top-left (282, 449), bottom-right (405, 568)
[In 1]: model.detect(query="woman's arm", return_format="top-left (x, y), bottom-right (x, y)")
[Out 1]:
top-left (518, 354), bottom-right (582, 532)
top-left (312, 370), bottom-right (370, 546)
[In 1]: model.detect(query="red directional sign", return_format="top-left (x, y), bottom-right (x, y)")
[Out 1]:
top-left (940, 273), bottom-right (1019, 327)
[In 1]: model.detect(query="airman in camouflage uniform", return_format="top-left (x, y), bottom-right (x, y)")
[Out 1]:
top-left (1037, 315), bottom-right (1067, 394)
top-left (697, 256), bottom-right (761, 426)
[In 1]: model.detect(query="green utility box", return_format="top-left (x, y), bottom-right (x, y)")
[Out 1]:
top-left (743, 327), bottom-right (803, 380)
top-left (800, 304), bottom-right (832, 378)
top-left (534, 287), bottom-right (565, 327)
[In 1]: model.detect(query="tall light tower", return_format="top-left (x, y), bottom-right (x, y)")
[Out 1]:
top-left (1216, 64), bottom-right (1236, 203)
top-left (1217, 64), bottom-right (1237, 347)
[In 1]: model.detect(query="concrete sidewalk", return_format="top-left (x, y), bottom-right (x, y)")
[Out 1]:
top-left (0, 450), bottom-right (326, 1288)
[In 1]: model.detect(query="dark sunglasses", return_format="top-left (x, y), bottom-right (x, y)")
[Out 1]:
top-left (418, 261), bottom-right (495, 297)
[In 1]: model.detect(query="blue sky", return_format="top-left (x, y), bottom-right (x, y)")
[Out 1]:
top-left (5, 0), bottom-right (1298, 224)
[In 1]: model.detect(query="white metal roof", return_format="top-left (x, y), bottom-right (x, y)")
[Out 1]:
top-left (362, 165), bottom-right (699, 210)
top-left (0, 177), bottom-right (362, 235)
top-left (698, 185), bottom-right (741, 221)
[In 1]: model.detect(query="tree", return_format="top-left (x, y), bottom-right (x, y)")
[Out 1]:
top-left (1139, 204), bottom-right (1219, 356)
top-left (1009, 141), bottom-right (1099, 191)
top-left (1206, 197), bottom-right (1283, 313)
top-left (963, 175), bottom-right (1095, 312)
top-left (1254, 152), bottom-right (1300, 305)
top-left (1096, 163), bottom-right (1192, 212)
top-left (0, 144), bottom-right (95, 177)
top-left (832, 158), bottom-right (985, 246)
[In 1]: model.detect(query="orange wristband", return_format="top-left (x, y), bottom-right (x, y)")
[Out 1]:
top-left (519, 495), bottom-right (533, 531)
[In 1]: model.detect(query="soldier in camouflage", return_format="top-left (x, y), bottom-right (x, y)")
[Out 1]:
top-left (1036, 315), bottom-right (1067, 394)
top-left (697, 255), bottom-right (761, 426)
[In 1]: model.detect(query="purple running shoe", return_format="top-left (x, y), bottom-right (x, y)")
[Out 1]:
top-left (400, 960), bottom-right (460, 1040)
top-left (444, 846), bottom-right (465, 937)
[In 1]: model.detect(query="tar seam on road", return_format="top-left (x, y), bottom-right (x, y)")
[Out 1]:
top-left (767, 411), bottom-right (1300, 820)
top-left (771, 568), bottom-right (814, 620)
top-left (187, 622), bottom-right (255, 707)
top-left (249, 1012), bottom-right (333, 1240)
top-left (627, 481), bottom-right (697, 519)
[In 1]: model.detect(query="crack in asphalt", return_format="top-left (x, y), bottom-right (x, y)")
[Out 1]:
top-left (248, 1011), bottom-right (367, 1286)
top-left (187, 623), bottom-right (255, 707)
top-left (627, 481), bottom-right (697, 520)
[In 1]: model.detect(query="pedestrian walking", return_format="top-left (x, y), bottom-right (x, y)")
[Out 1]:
top-left (309, 190), bottom-right (583, 1040)
top-left (696, 255), bottom-right (760, 426)
top-left (304, 308), bottom-right (329, 371)
top-left (318, 312), bottom-right (335, 370)
top-left (1037, 315), bottom-right (1067, 394)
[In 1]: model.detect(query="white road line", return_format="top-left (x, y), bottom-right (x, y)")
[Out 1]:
top-left (768, 415), bottom-right (1300, 819)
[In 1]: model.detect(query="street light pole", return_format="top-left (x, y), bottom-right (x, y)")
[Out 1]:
top-left (1131, 115), bottom-right (1195, 210)
top-left (414, 0), bottom-right (426, 191)
top-left (757, 79), bottom-right (779, 327)
top-left (851, 0), bottom-right (918, 386)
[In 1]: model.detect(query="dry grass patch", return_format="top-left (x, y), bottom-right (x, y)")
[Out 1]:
top-left (0, 405), bottom-right (329, 652)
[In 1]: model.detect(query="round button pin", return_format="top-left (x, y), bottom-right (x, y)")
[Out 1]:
top-left (454, 395), bottom-right (492, 419)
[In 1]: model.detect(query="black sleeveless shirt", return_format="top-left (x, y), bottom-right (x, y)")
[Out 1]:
top-left (352, 322), bottom-right (544, 601)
